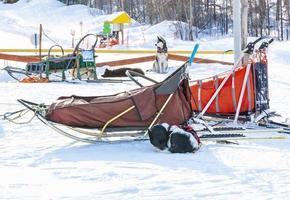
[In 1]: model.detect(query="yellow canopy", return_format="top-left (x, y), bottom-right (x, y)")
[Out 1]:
top-left (107, 11), bottom-right (131, 24)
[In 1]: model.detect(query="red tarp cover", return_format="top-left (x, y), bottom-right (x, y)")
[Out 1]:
top-left (190, 64), bottom-right (255, 114)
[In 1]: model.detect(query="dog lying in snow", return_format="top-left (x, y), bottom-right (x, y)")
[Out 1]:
top-left (148, 123), bottom-right (201, 153)
top-left (152, 36), bottom-right (169, 74)
top-left (101, 67), bottom-right (145, 77)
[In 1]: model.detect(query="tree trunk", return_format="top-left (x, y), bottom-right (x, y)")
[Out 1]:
top-left (266, 0), bottom-right (270, 35)
top-left (241, 0), bottom-right (248, 49)
top-left (280, 0), bottom-right (284, 40)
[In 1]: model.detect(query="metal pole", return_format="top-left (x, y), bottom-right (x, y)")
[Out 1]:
top-left (39, 24), bottom-right (42, 60)
top-left (233, 0), bottom-right (241, 64)
top-left (234, 61), bottom-right (252, 123)
top-left (190, 0), bottom-right (192, 40)
top-left (241, 0), bottom-right (248, 50)
top-left (144, 93), bottom-right (175, 136)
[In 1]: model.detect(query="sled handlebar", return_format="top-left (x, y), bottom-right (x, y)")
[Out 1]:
top-left (73, 33), bottom-right (98, 54)
top-left (259, 38), bottom-right (274, 50)
top-left (244, 36), bottom-right (273, 54)
top-left (224, 37), bottom-right (272, 55)
top-left (48, 45), bottom-right (64, 57)
top-left (243, 36), bottom-right (265, 54)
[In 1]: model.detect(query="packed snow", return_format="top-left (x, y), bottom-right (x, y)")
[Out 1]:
top-left (1, 0), bottom-right (290, 199)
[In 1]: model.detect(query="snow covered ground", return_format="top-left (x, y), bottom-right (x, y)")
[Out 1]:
top-left (1, 0), bottom-right (290, 199)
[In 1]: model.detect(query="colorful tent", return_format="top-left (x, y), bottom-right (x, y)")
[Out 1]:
top-left (107, 11), bottom-right (131, 24)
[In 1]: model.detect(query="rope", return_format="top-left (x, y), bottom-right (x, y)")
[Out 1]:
top-left (42, 29), bottom-right (59, 45)
top-left (1, 108), bottom-right (27, 119)
top-left (1, 100), bottom-right (46, 125)
top-left (0, 102), bottom-right (25, 105)
top-left (2, 108), bottom-right (36, 124)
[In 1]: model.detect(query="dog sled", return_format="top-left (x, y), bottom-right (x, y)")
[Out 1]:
top-left (190, 39), bottom-right (270, 120)
top-left (3, 34), bottom-right (131, 83)
top-left (4, 34), bottom-right (98, 82)
top-left (2, 37), bottom-right (290, 146)
top-left (11, 60), bottom-right (193, 143)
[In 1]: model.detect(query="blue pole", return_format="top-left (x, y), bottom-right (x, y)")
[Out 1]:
top-left (34, 33), bottom-right (38, 49)
top-left (188, 43), bottom-right (199, 65)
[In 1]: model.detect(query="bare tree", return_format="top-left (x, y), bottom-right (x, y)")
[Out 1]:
top-left (241, 0), bottom-right (248, 49)
top-left (53, 0), bottom-right (290, 41)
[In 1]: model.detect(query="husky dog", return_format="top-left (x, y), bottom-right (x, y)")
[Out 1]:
top-left (153, 36), bottom-right (168, 74)
top-left (148, 123), bottom-right (200, 153)
top-left (101, 67), bottom-right (144, 77)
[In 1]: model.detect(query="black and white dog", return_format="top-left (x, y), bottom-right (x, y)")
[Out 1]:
top-left (148, 123), bottom-right (201, 153)
top-left (153, 36), bottom-right (168, 74)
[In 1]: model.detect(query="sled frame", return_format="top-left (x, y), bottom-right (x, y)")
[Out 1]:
top-left (196, 37), bottom-right (273, 123)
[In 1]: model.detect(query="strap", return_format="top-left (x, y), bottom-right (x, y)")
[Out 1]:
top-left (198, 80), bottom-right (202, 112)
top-left (231, 71), bottom-right (237, 111)
top-left (247, 73), bottom-right (252, 113)
top-left (181, 125), bottom-right (201, 144)
top-left (214, 76), bottom-right (220, 113)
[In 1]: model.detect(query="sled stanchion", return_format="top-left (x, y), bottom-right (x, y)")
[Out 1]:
top-left (144, 93), bottom-right (174, 136)
top-left (100, 105), bottom-right (135, 136)
top-left (234, 61), bottom-right (252, 123)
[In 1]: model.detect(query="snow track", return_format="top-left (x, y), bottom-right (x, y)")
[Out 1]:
top-left (1, 56), bottom-right (290, 199)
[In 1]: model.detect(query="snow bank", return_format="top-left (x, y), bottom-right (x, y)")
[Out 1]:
top-left (0, 30), bottom-right (32, 48)
top-left (268, 41), bottom-right (290, 66)
top-left (0, 0), bottom-right (105, 48)
top-left (145, 20), bottom-right (180, 39)
top-left (0, 69), bottom-right (17, 82)
top-left (0, 1), bottom-right (233, 51)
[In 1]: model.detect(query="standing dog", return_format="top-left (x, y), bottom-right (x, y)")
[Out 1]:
top-left (153, 36), bottom-right (168, 74)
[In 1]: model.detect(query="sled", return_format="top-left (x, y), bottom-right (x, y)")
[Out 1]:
top-left (12, 62), bottom-right (191, 143)
top-left (190, 37), bottom-right (273, 123)
top-left (2, 34), bottom-right (129, 83)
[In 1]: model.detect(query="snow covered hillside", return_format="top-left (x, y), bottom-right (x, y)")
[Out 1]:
top-left (0, 0), bottom-right (233, 50)
top-left (1, 0), bottom-right (290, 199)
